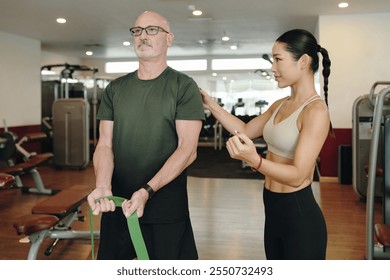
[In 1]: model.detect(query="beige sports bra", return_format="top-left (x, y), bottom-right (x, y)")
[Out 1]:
top-left (263, 95), bottom-right (321, 159)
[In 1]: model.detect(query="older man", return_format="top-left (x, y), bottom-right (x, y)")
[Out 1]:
top-left (87, 11), bottom-right (205, 260)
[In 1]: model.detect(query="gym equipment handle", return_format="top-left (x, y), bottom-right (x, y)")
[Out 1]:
top-left (368, 81), bottom-right (390, 108)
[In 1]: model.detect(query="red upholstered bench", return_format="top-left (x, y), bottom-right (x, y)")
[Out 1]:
top-left (0, 152), bottom-right (56, 195)
top-left (0, 153), bottom-right (53, 174)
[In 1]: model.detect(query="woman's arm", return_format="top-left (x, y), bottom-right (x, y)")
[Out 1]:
top-left (227, 101), bottom-right (330, 187)
top-left (200, 88), bottom-right (277, 139)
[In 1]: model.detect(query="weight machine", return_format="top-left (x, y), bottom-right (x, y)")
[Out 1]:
top-left (363, 83), bottom-right (390, 259)
top-left (352, 82), bottom-right (390, 199)
top-left (40, 63), bottom-right (99, 147)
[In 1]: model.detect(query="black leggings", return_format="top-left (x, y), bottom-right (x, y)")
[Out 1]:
top-left (263, 185), bottom-right (327, 260)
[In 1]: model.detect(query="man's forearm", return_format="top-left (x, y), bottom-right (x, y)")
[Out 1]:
top-left (93, 144), bottom-right (114, 190)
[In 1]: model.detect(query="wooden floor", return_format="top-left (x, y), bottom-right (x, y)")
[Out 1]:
top-left (0, 162), bottom-right (385, 260)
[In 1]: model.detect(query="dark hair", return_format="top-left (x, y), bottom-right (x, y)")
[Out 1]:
top-left (276, 29), bottom-right (331, 107)
top-left (276, 29), bottom-right (334, 136)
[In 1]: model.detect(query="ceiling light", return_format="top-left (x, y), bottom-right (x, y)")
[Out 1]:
top-left (192, 10), bottom-right (202, 16)
top-left (212, 73), bottom-right (218, 77)
top-left (222, 32), bottom-right (230, 41)
top-left (188, 5), bottom-right (202, 16)
top-left (56, 18), bottom-right (66, 24)
top-left (338, 2), bottom-right (349, 8)
top-left (86, 51), bottom-right (93, 56)
top-left (230, 45), bottom-right (238, 50)
top-left (123, 41), bottom-right (131, 46)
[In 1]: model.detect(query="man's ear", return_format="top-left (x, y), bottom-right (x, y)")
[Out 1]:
top-left (167, 32), bottom-right (174, 47)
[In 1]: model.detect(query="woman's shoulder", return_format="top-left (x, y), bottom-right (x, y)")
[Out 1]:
top-left (305, 97), bottom-right (328, 112)
top-left (301, 98), bottom-right (329, 123)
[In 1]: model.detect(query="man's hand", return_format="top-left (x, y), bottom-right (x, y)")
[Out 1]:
top-left (121, 188), bottom-right (149, 218)
top-left (87, 188), bottom-right (115, 215)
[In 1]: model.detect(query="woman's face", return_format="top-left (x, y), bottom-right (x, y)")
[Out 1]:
top-left (271, 41), bottom-right (302, 89)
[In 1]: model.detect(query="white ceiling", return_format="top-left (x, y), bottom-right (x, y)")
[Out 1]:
top-left (1, 0), bottom-right (390, 61)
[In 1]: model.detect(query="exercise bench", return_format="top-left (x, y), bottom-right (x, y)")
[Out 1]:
top-left (13, 184), bottom-right (99, 260)
top-left (0, 129), bottom-right (57, 195)
top-left (0, 152), bottom-right (56, 195)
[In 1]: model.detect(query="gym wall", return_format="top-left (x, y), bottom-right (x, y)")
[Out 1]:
top-left (317, 12), bottom-right (390, 177)
top-left (0, 30), bottom-right (40, 128)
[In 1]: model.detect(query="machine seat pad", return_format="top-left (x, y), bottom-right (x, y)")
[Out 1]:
top-left (0, 173), bottom-right (16, 189)
top-left (32, 184), bottom-right (91, 216)
top-left (13, 214), bottom-right (59, 235)
top-left (375, 223), bottom-right (390, 247)
top-left (363, 165), bottom-right (383, 177)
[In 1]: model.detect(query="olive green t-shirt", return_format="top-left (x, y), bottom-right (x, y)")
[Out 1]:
top-left (97, 67), bottom-right (205, 223)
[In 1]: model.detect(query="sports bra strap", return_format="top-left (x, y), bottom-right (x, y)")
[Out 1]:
top-left (302, 95), bottom-right (321, 106)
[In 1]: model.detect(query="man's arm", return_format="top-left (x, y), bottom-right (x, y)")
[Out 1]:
top-left (93, 120), bottom-right (114, 190)
top-left (147, 119), bottom-right (202, 191)
top-left (87, 120), bottom-right (116, 214)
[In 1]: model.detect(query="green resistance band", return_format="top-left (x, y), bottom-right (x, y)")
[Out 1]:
top-left (89, 195), bottom-right (150, 260)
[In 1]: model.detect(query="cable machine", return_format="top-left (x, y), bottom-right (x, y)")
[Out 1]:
top-left (352, 82), bottom-right (390, 200)
top-left (40, 63), bottom-right (99, 147)
top-left (365, 84), bottom-right (390, 259)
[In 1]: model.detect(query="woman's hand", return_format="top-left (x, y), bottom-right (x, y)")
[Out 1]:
top-left (226, 131), bottom-right (260, 167)
top-left (199, 87), bottom-right (213, 110)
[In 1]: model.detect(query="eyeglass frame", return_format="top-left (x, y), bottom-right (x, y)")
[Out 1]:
top-left (129, 25), bottom-right (170, 36)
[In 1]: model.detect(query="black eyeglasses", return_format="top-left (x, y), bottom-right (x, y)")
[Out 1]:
top-left (129, 25), bottom-right (169, 36)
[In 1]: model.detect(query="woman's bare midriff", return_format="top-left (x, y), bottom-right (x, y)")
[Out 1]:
top-left (263, 151), bottom-right (314, 193)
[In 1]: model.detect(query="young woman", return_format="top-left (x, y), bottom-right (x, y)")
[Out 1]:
top-left (200, 29), bottom-right (332, 259)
